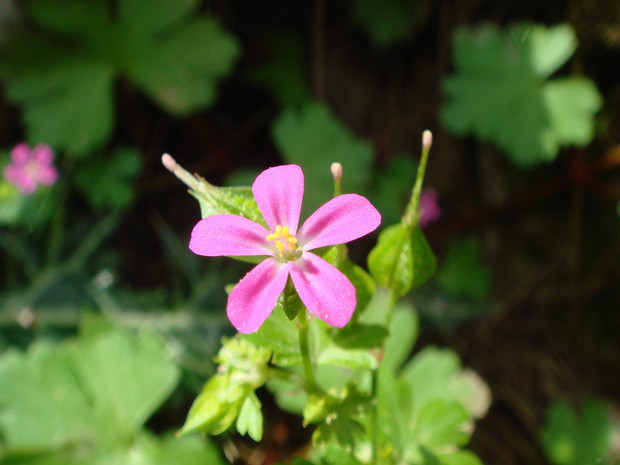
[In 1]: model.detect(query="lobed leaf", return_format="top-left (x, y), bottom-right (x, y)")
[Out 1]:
top-left (441, 22), bottom-right (602, 166)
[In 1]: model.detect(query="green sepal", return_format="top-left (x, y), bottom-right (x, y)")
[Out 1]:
top-left (367, 223), bottom-right (436, 297)
top-left (191, 182), bottom-right (265, 226)
top-left (180, 373), bottom-right (247, 435)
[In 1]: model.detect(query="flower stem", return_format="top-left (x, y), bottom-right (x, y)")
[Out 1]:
top-left (403, 130), bottom-right (433, 230)
top-left (297, 310), bottom-right (319, 393)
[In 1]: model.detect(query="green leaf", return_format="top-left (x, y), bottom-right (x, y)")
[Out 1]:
top-left (541, 398), bottom-right (616, 465)
top-left (0, 343), bottom-right (98, 450)
top-left (339, 260), bottom-right (376, 316)
top-left (368, 223), bottom-right (436, 297)
top-left (412, 400), bottom-right (470, 450)
top-left (543, 77), bottom-right (602, 146)
top-left (437, 238), bottom-right (491, 300)
top-left (381, 302), bottom-right (419, 372)
top-left (353, 0), bottom-right (431, 47)
top-left (441, 23), bottom-right (602, 166)
top-left (1, 0), bottom-right (239, 155)
top-left (332, 323), bottom-right (389, 349)
top-left (70, 326), bottom-right (180, 436)
top-left (437, 450), bottom-right (484, 465)
top-left (146, 433), bottom-right (228, 465)
top-left (74, 148), bottom-right (142, 210)
top-left (0, 324), bottom-right (180, 459)
top-left (126, 17), bottom-right (240, 115)
top-left (236, 393), bottom-right (264, 442)
top-left (243, 309), bottom-right (300, 367)
top-left (3, 58), bottom-right (115, 156)
top-left (401, 347), bottom-right (490, 420)
top-left (317, 344), bottom-right (378, 370)
top-left (272, 103), bottom-right (374, 216)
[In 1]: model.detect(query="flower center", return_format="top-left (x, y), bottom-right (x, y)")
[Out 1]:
top-left (266, 225), bottom-right (302, 261)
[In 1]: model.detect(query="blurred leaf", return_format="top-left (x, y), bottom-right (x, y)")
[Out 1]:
top-left (0, 176), bottom-right (58, 229)
top-left (317, 344), bottom-right (378, 370)
top-left (354, 0), bottom-right (431, 47)
top-left (368, 155), bottom-right (417, 226)
top-left (1, 0), bottom-right (239, 155)
top-left (70, 326), bottom-right (179, 435)
top-left (412, 400), bottom-right (470, 449)
top-left (437, 238), bottom-right (491, 300)
top-left (437, 451), bottom-right (484, 465)
top-left (74, 148), bottom-right (142, 210)
top-left (401, 347), bottom-right (491, 420)
top-left (248, 32), bottom-right (312, 107)
top-left (1, 52), bottom-right (115, 155)
top-left (368, 223), bottom-right (436, 297)
top-left (126, 17), bottom-right (240, 115)
top-left (441, 23), bottom-right (602, 166)
top-left (381, 302), bottom-right (419, 372)
top-left (273, 103), bottom-right (374, 216)
top-left (541, 398), bottom-right (616, 465)
top-left (333, 323), bottom-right (389, 349)
top-left (0, 323), bottom-right (182, 463)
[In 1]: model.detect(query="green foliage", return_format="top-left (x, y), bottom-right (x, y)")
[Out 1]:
top-left (74, 148), bottom-right (142, 210)
top-left (272, 103), bottom-right (374, 216)
top-left (180, 337), bottom-right (270, 440)
top-left (0, 321), bottom-right (225, 465)
top-left (373, 346), bottom-right (490, 464)
top-left (541, 398), bottom-right (618, 465)
top-left (441, 23), bottom-right (602, 166)
top-left (0, 0), bottom-right (240, 155)
top-left (437, 238), bottom-right (491, 300)
top-left (353, 0), bottom-right (431, 47)
top-left (368, 223), bottom-right (436, 297)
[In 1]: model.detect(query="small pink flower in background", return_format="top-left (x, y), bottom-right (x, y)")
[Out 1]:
top-left (4, 143), bottom-right (59, 195)
top-left (189, 164), bottom-right (381, 334)
top-left (419, 188), bottom-right (441, 228)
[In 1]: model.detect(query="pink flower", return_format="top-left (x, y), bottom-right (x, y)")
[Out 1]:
top-left (189, 165), bottom-right (381, 334)
top-left (419, 188), bottom-right (441, 228)
top-left (4, 143), bottom-right (59, 195)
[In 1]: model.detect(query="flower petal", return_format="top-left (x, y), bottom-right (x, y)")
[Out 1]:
top-left (227, 258), bottom-right (291, 333)
top-left (297, 194), bottom-right (381, 250)
top-left (32, 144), bottom-right (55, 165)
top-left (290, 252), bottom-right (356, 328)
top-left (190, 214), bottom-right (271, 257)
top-left (252, 165), bottom-right (304, 233)
top-left (10, 143), bottom-right (30, 165)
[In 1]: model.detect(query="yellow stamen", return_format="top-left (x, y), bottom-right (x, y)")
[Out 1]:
top-left (266, 225), bottom-right (299, 259)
